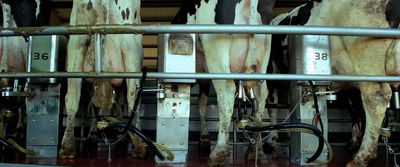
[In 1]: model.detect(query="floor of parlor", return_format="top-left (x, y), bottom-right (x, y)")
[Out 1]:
top-left (1, 139), bottom-right (398, 167)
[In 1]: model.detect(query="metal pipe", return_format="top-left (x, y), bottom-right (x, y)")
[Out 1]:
top-left (94, 33), bottom-right (102, 72)
top-left (1, 72), bottom-right (400, 82)
top-left (0, 25), bottom-right (400, 37)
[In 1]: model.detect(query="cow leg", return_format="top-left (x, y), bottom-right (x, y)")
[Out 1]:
top-left (201, 35), bottom-right (235, 166)
top-left (120, 35), bottom-right (144, 158)
top-left (59, 36), bottom-right (86, 158)
top-left (245, 81), bottom-right (268, 160)
top-left (264, 89), bottom-right (279, 158)
top-left (207, 79), bottom-right (235, 166)
top-left (346, 83), bottom-right (391, 167)
top-left (198, 80), bottom-right (212, 152)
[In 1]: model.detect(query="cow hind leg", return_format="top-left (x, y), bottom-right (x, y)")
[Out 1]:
top-left (208, 80), bottom-right (236, 167)
top-left (59, 36), bottom-right (86, 159)
top-left (245, 82), bottom-right (268, 160)
top-left (198, 80), bottom-right (212, 152)
top-left (346, 83), bottom-right (391, 167)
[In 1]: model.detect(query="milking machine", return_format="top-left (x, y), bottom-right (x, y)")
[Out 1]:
top-left (88, 34), bottom-right (165, 161)
top-left (154, 33), bottom-right (196, 163)
top-left (0, 35), bottom-right (66, 158)
top-left (287, 34), bottom-right (334, 165)
top-left (231, 35), bottom-right (331, 165)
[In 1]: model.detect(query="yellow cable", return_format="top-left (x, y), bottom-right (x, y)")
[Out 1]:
top-left (127, 131), bottom-right (174, 161)
top-left (7, 138), bottom-right (36, 156)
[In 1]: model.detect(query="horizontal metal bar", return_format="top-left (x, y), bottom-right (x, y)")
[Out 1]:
top-left (1, 25), bottom-right (399, 37)
top-left (1, 72), bottom-right (400, 82)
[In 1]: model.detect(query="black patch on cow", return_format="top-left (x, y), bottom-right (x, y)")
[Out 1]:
top-left (257, 0), bottom-right (276, 24)
top-left (214, 0), bottom-right (241, 24)
top-left (121, 10), bottom-right (126, 20)
top-left (134, 11), bottom-right (137, 20)
top-left (288, 2), bottom-right (314, 26)
top-left (2, 0), bottom-right (51, 27)
top-left (115, 0), bottom-right (118, 5)
top-left (385, 0), bottom-right (400, 28)
top-left (87, 0), bottom-right (93, 10)
top-left (269, 1), bottom-right (315, 78)
top-left (126, 8), bottom-right (130, 20)
top-left (172, 0), bottom-right (204, 24)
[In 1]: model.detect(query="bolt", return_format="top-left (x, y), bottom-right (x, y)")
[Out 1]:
top-left (162, 122), bottom-right (166, 126)
top-left (31, 138), bottom-right (36, 141)
top-left (32, 119), bottom-right (36, 122)
top-left (50, 120), bottom-right (54, 123)
top-left (180, 122), bottom-right (184, 126)
top-left (180, 141), bottom-right (184, 145)
top-left (50, 137), bottom-right (54, 140)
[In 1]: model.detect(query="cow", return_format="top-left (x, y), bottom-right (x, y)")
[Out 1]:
top-left (269, 0), bottom-right (400, 166)
top-left (59, 0), bottom-right (144, 159)
top-left (172, 0), bottom-right (275, 166)
top-left (0, 0), bottom-right (51, 147)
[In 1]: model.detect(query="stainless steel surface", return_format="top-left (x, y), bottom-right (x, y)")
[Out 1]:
top-left (1, 25), bottom-right (400, 37)
top-left (289, 35), bottom-right (331, 75)
top-left (158, 33), bottom-right (196, 83)
top-left (289, 35), bottom-right (331, 165)
top-left (27, 35), bottom-right (65, 83)
top-left (2, 72), bottom-right (400, 82)
top-left (95, 33), bottom-right (102, 73)
top-left (156, 84), bottom-right (191, 163)
top-left (26, 85), bottom-right (61, 158)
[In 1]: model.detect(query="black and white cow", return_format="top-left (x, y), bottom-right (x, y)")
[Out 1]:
top-left (60, 0), bottom-right (143, 159)
top-left (270, 0), bottom-right (400, 166)
top-left (172, 0), bottom-right (275, 166)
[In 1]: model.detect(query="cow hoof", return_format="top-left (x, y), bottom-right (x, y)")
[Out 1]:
top-left (59, 147), bottom-right (76, 159)
top-left (245, 147), bottom-right (266, 160)
top-left (132, 144), bottom-right (147, 158)
top-left (208, 146), bottom-right (230, 167)
top-left (345, 141), bottom-right (360, 155)
top-left (346, 161), bottom-right (356, 167)
top-left (198, 135), bottom-right (211, 153)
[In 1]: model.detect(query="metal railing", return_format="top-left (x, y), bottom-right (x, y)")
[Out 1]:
top-left (1, 24), bottom-right (399, 37)
top-left (0, 24), bottom-right (399, 81)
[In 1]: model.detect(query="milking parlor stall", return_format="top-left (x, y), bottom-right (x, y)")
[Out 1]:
top-left (1, 0), bottom-right (400, 167)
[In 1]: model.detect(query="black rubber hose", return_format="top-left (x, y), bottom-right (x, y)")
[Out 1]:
top-left (244, 123), bottom-right (324, 163)
top-left (126, 67), bottom-right (147, 130)
top-left (308, 81), bottom-right (324, 135)
top-left (0, 138), bottom-right (20, 153)
top-left (106, 123), bottom-right (165, 161)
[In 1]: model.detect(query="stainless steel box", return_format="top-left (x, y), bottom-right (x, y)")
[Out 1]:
top-left (288, 35), bottom-right (331, 165)
top-left (158, 34), bottom-right (196, 83)
top-left (156, 84), bottom-right (191, 163)
top-left (289, 35), bottom-right (331, 75)
top-left (26, 85), bottom-right (60, 157)
top-left (27, 35), bottom-right (66, 84)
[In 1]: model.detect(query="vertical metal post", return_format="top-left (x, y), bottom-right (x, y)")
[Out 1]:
top-left (94, 33), bottom-right (102, 72)
top-left (289, 35), bottom-right (331, 165)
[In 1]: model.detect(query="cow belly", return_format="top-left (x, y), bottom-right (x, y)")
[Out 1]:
top-left (386, 39), bottom-right (400, 76)
top-left (230, 35), bottom-right (249, 73)
top-left (0, 37), bottom-right (26, 73)
top-left (82, 35), bottom-right (134, 86)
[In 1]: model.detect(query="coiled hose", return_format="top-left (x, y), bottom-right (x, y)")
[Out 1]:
top-left (105, 123), bottom-right (165, 160)
top-left (244, 123), bottom-right (323, 163)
